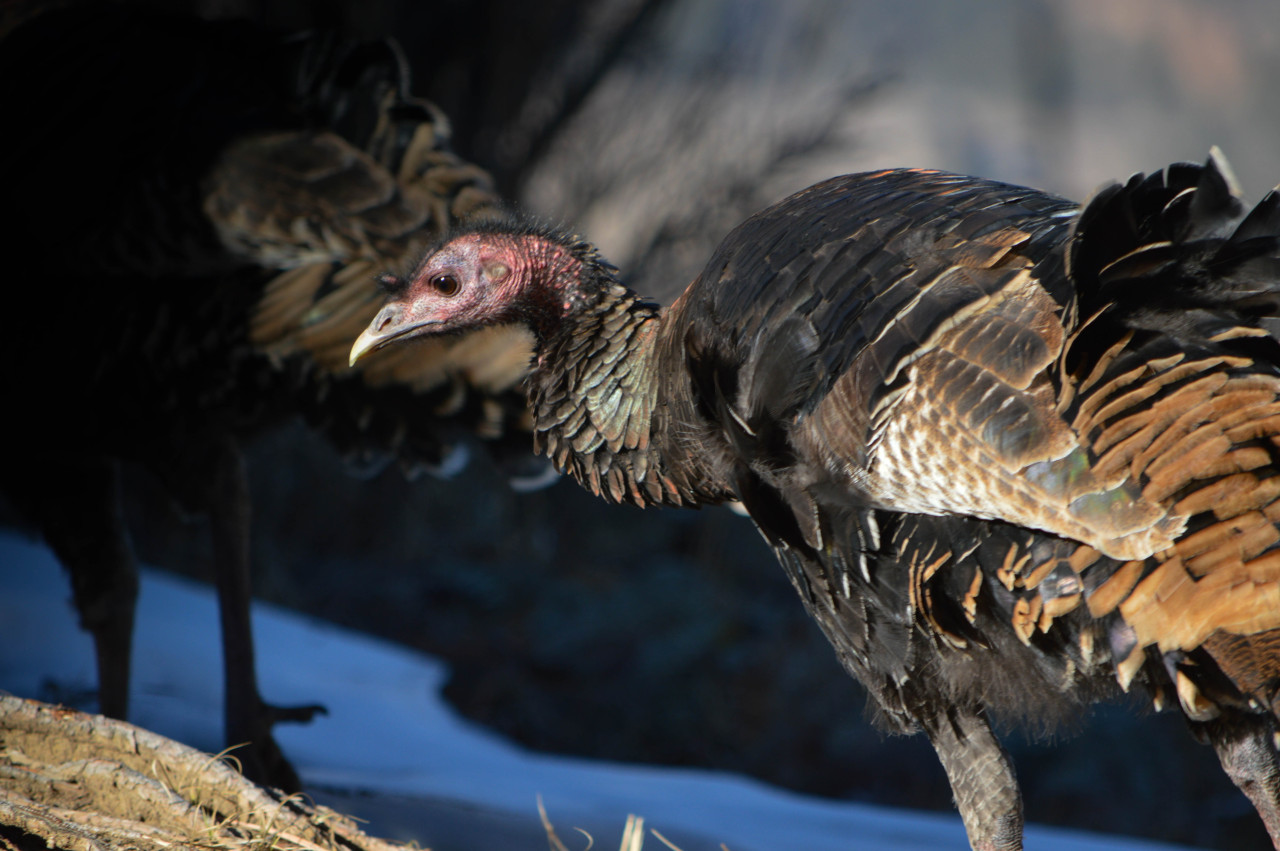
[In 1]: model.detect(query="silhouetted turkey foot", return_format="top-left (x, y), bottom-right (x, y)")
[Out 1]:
top-left (267, 700), bottom-right (329, 726)
top-left (228, 699), bottom-right (328, 792)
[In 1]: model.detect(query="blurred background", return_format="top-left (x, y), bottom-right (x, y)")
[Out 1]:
top-left (5, 0), bottom-right (1279, 848)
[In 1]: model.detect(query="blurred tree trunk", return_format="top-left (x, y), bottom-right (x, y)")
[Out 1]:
top-left (1017, 0), bottom-right (1073, 187)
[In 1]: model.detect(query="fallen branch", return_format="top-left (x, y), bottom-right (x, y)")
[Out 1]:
top-left (0, 695), bottom-right (408, 851)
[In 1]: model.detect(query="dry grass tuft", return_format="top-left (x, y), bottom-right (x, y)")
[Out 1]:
top-left (537, 796), bottom-right (731, 851)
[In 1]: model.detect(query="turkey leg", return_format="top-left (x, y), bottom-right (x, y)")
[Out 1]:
top-left (14, 457), bottom-right (138, 720)
top-left (924, 705), bottom-right (1023, 851)
top-left (197, 437), bottom-right (326, 791)
top-left (1201, 712), bottom-right (1280, 848)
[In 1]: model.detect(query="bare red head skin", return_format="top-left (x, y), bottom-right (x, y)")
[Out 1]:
top-left (349, 230), bottom-right (588, 366)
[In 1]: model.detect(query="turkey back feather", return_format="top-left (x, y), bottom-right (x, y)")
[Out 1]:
top-left (1059, 151), bottom-right (1280, 717)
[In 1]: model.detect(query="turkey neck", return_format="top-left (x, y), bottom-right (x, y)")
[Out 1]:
top-left (524, 262), bottom-right (731, 509)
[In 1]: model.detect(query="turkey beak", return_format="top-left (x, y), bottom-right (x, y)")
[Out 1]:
top-left (349, 303), bottom-right (439, 366)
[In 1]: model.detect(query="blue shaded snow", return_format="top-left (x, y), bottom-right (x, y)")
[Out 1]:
top-left (0, 533), bottom-right (1201, 851)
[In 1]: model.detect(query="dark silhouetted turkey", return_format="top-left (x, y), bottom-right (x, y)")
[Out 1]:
top-left (352, 150), bottom-right (1280, 849)
top-left (0, 6), bottom-right (540, 790)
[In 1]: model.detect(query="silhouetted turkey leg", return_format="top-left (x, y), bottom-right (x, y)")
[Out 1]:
top-left (203, 437), bottom-right (326, 791)
top-left (1200, 713), bottom-right (1280, 846)
top-left (20, 458), bottom-right (137, 719)
top-left (924, 706), bottom-right (1023, 851)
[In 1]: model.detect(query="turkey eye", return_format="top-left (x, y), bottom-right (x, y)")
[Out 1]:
top-left (430, 274), bottom-right (460, 296)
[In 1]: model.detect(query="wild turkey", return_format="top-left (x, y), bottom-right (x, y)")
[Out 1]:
top-left (0, 6), bottom-right (538, 790)
top-left (351, 150), bottom-right (1280, 849)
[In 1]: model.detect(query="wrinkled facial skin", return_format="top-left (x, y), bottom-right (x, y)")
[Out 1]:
top-left (350, 235), bottom-right (519, 365)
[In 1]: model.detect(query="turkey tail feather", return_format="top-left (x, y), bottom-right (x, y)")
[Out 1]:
top-left (1069, 148), bottom-right (1280, 345)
